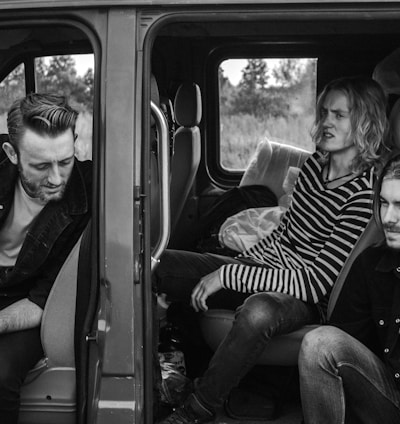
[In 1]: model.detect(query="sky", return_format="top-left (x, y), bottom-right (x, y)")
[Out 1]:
top-left (73, 55), bottom-right (288, 86)
top-left (220, 58), bottom-right (287, 86)
top-left (73, 54), bottom-right (247, 83)
top-left (220, 59), bottom-right (248, 85)
top-left (72, 54), bottom-right (94, 76)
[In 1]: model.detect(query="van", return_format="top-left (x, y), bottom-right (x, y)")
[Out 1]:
top-left (0, 0), bottom-right (394, 423)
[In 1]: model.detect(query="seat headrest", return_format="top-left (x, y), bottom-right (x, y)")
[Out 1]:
top-left (174, 82), bottom-right (202, 127)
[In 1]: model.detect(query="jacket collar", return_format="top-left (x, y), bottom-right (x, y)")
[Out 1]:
top-left (0, 142), bottom-right (18, 201)
top-left (0, 138), bottom-right (88, 216)
top-left (376, 245), bottom-right (400, 278)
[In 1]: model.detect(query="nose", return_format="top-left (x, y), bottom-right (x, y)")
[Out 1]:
top-left (47, 164), bottom-right (62, 186)
top-left (322, 112), bottom-right (333, 127)
top-left (382, 204), bottom-right (398, 226)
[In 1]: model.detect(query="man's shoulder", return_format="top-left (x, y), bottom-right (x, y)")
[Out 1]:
top-left (357, 243), bottom-right (388, 269)
top-left (75, 158), bottom-right (92, 172)
top-left (74, 159), bottom-right (92, 186)
top-left (64, 159), bottom-right (92, 213)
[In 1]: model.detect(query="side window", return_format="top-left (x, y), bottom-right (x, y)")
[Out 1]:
top-left (35, 54), bottom-right (94, 161)
top-left (219, 58), bottom-right (317, 170)
top-left (0, 55), bottom-right (94, 161)
top-left (0, 63), bottom-right (26, 133)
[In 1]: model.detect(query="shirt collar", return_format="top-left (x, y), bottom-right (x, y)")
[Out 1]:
top-left (376, 245), bottom-right (400, 277)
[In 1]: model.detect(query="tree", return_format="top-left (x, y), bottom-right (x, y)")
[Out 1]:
top-left (36, 55), bottom-right (93, 111)
top-left (231, 59), bottom-right (268, 116)
top-left (272, 59), bottom-right (302, 88)
top-left (0, 64), bottom-right (25, 114)
top-left (239, 59), bottom-right (269, 91)
top-left (38, 55), bottom-right (77, 97)
top-left (232, 59), bottom-right (290, 118)
top-left (219, 67), bottom-right (236, 116)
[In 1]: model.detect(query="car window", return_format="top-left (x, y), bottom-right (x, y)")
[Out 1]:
top-left (219, 58), bottom-right (317, 170)
top-left (0, 63), bottom-right (26, 133)
top-left (0, 55), bottom-right (94, 162)
top-left (35, 54), bottom-right (94, 160)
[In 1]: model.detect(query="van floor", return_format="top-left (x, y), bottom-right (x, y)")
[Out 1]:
top-left (215, 399), bottom-right (302, 424)
top-left (213, 366), bottom-right (303, 424)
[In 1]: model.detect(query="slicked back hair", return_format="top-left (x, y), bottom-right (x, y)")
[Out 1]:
top-left (7, 93), bottom-right (78, 151)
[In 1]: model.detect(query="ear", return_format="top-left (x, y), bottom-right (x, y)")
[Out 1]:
top-left (2, 142), bottom-right (18, 165)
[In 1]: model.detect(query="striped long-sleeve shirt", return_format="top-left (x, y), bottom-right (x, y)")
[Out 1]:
top-left (219, 151), bottom-right (374, 305)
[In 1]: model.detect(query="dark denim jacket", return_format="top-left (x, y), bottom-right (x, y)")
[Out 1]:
top-left (0, 144), bottom-right (92, 309)
top-left (330, 244), bottom-right (400, 389)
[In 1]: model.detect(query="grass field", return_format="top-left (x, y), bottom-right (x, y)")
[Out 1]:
top-left (220, 113), bottom-right (315, 170)
top-left (0, 110), bottom-right (314, 171)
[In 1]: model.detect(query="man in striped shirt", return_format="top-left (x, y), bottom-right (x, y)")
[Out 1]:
top-left (155, 76), bottom-right (389, 424)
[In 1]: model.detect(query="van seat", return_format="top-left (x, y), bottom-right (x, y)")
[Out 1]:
top-left (170, 82), bottom-right (202, 232)
top-left (240, 139), bottom-right (311, 200)
top-left (18, 232), bottom-right (84, 424)
top-left (200, 218), bottom-right (383, 365)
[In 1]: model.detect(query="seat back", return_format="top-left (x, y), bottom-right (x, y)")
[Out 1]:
top-left (160, 95), bottom-right (176, 151)
top-left (19, 235), bottom-right (83, 424)
top-left (170, 82), bottom-right (202, 232)
top-left (327, 217), bottom-right (383, 319)
top-left (40, 236), bottom-right (82, 367)
top-left (240, 140), bottom-right (311, 200)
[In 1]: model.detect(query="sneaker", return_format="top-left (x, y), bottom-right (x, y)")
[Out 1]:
top-left (158, 393), bottom-right (215, 424)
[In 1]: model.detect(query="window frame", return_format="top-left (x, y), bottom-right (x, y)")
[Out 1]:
top-left (205, 43), bottom-right (320, 188)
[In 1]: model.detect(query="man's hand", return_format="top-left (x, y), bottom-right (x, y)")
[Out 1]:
top-left (191, 269), bottom-right (223, 312)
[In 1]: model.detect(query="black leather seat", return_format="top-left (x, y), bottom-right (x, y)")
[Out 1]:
top-left (170, 82), bottom-right (202, 233)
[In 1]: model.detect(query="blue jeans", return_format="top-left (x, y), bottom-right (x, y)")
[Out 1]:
top-left (299, 326), bottom-right (400, 424)
top-left (155, 249), bottom-right (317, 411)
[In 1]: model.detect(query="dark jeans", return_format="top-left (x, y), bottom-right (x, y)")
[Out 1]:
top-left (155, 249), bottom-right (250, 309)
top-left (0, 298), bottom-right (43, 423)
top-left (299, 326), bottom-right (400, 424)
top-left (155, 249), bottom-right (317, 411)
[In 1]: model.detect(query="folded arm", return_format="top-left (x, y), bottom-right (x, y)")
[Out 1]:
top-left (219, 192), bottom-right (373, 304)
top-left (0, 298), bottom-right (43, 334)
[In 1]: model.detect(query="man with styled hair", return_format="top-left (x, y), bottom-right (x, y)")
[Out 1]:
top-left (299, 153), bottom-right (400, 424)
top-left (0, 93), bottom-right (91, 423)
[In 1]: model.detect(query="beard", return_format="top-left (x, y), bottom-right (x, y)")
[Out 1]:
top-left (18, 166), bottom-right (68, 204)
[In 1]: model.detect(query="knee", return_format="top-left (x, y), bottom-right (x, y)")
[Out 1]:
top-left (299, 326), bottom-right (345, 369)
top-left (236, 293), bottom-right (284, 335)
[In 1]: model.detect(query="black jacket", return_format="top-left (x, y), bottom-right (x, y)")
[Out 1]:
top-left (0, 142), bottom-right (92, 309)
top-left (330, 244), bottom-right (400, 389)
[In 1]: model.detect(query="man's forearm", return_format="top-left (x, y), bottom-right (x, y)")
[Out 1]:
top-left (0, 298), bottom-right (43, 333)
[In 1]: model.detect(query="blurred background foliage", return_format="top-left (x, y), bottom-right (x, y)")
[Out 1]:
top-left (219, 58), bottom-right (317, 169)
top-left (0, 55), bottom-right (94, 160)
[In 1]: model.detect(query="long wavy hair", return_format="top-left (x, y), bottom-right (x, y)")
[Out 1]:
top-left (7, 93), bottom-right (78, 152)
top-left (373, 151), bottom-right (400, 231)
top-left (312, 76), bottom-right (390, 173)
